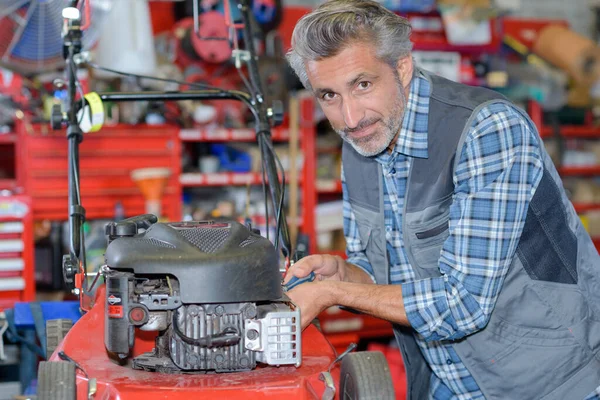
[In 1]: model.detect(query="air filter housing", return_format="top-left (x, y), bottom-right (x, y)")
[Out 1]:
top-left (104, 220), bottom-right (283, 303)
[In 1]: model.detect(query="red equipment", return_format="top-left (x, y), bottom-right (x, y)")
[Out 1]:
top-left (174, 14), bottom-right (232, 67)
top-left (48, 286), bottom-right (340, 399)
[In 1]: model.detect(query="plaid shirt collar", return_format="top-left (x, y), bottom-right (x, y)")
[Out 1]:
top-left (375, 70), bottom-right (430, 164)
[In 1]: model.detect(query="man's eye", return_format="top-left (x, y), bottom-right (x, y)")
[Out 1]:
top-left (322, 92), bottom-right (336, 100)
top-left (358, 81), bottom-right (371, 90)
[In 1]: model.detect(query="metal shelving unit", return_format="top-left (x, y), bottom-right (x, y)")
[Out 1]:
top-left (179, 95), bottom-right (317, 252)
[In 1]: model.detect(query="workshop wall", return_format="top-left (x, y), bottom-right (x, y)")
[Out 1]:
top-left (286, 0), bottom-right (594, 37)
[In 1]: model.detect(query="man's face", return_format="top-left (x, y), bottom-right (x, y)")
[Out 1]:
top-left (306, 42), bottom-right (409, 157)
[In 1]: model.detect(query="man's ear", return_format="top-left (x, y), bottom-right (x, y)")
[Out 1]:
top-left (396, 55), bottom-right (413, 89)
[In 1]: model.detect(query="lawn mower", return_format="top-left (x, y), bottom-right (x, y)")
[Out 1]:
top-left (35, 1), bottom-right (396, 399)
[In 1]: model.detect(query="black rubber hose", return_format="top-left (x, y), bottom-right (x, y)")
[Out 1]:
top-left (172, 309), bottom-right (241, 348)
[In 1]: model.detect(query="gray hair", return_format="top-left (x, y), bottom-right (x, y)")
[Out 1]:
top-left (286, 0), bottom-right (413, 90)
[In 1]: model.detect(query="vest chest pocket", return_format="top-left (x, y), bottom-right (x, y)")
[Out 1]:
top-left (351, 203), bottom-right (379, 250)
top-left (351, 202), bottom-right (388, 284)
top-left (409, 219), bottom-right (449, 270)
top-left (415, 221), bottom-right (448, 240)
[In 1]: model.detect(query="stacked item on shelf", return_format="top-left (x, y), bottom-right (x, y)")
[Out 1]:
top-left (179, 95), bottom-right (316, 249)
top-left (0, 196), bottom-right (34, 311)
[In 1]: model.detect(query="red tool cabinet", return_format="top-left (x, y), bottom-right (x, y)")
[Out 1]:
top-left (0, 195), bottom-right (34, 310)
top-left (16, 121), bottom-right (182, 221)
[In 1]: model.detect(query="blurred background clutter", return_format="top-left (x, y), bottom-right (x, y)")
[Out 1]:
top-left (2, 0), bottom-right (600, 397)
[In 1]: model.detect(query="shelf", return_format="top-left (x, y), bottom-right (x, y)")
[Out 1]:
top-left (559, 166), bottom-right (600, 176)
top-left (541, 126), bottom-right (600, 139)
top-left (316, 179), bottom-right (342, 194)
top-left (180, 172), bottom-right (298, 187)
top-left (0, 133), bottom-right (16, 144)
top-left (407, 14), bottom-right (502, 54)
top-left (180, 127), bottom-right (289, 142)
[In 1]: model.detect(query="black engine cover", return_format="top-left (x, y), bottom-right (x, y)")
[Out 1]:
top-left (104, 221), bottom-right (282, 303)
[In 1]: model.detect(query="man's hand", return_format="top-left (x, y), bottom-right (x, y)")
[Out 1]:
top-left (283, 254), bottom-right (373, 285)
top-left (286, 281), bottom-right (334, 330)
top-left (282, 254), bottom-right (378, 330)
top-left (284, 254), bottom-right (345, 284)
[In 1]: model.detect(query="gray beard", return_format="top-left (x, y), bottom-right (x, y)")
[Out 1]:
top-left (336, 81), bottom-right (407, 157)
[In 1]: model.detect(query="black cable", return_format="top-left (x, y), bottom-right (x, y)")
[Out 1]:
top-left (70, 58), bottom-right (85, 125)
top-left (82, 268), bottom-right (102, 297)
top-left (259, 133), bottom-right (286, 252)
top-left (172, 308), bottom-right (240, 348)
top-left (273, 148), bottom-right (286, 252)
top-left (70, 140), bottom-right (88, 283)
top-left (67, 138), bottom-right (81, 261)
top-left (236, 65), bottom-right (254, 94)
top-left (71, 142), bottom-right (81, 205)
top-left (258, 136), bottom-right (270, 240)
top-left (58, 350), bottom-right (93, 399)
top-left (58, 351), bottom-right (89, 379)
top-left (87, 62), bottom-right (224, 91)
top-left (86, 62), bottom-right (264, 128)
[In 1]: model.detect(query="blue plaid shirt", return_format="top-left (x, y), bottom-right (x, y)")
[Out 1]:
top-left (342, 72), bottom-right (549, 399)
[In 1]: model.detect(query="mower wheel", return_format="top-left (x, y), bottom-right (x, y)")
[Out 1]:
top-left (37, 361), bottom-right (76, 400)
top-left (46, 318), bottom-right (73, 360)
top-left (340, 351), bottom-right (395, 400)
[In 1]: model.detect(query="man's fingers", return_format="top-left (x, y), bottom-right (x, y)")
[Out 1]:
top-left (283, 255), bottom-right (327, 283)
top-left (283, 259), bottom-right (314, 283)
top-left (283, 254), bottom-right (342, 284)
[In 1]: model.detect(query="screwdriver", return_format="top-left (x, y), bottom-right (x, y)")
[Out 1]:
top-left (282, 271), bottom-right (316, 292)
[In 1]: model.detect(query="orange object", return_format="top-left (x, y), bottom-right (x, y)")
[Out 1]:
top-left (131, 167), bottom-right (171, 217)
top-left (533, 25), bottom-right (600, 86)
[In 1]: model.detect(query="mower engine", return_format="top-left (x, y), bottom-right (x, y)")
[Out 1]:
top-left (101, 216), bottom-right (300, 373)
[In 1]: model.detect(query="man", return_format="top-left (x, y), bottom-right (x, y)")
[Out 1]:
top-left (283, 1), bottom-right (600, 399)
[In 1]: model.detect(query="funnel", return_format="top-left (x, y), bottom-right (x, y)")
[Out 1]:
top-left (131, 167), bottom-right (171, 217)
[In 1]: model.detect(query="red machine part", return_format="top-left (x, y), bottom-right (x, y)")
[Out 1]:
top-left (128, 306), bottom-right (147, 324)
top-left (174, 14), bottom-right (232, 67)
top-left (192, 11), bottom-right (232, 64)
top-left (51, 284), bottom-right (341, 399)
top-left (0, 68), bottom-right (26, 105)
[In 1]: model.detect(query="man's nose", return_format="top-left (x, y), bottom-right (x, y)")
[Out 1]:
top-left (341, 97), bottom-right (364, 129)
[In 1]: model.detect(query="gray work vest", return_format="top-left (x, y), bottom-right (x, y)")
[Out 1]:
top-left (342, 71), bottom-right (600, 400)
